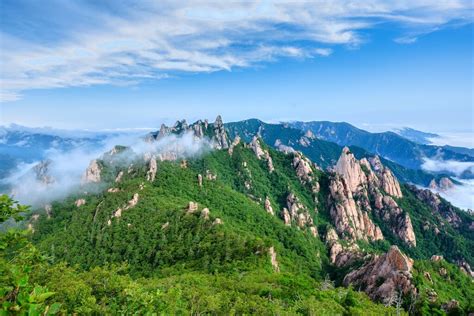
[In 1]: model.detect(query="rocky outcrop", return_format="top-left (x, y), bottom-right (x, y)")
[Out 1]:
top-left (269, 246), bottom-right (280, 272)
top-left (75, 199), bottom-right (86, 207)
top-left (187, 201), bottom-right (199, 214)
top-left (373, 195), bottom-right (416, 247)
top-left (192, 121), bottom-right (204, 139)
top-left (201, 208), bottom-right (210, 220)
top-left (112, 193), bottom-right (139, 220)
top-left (264, 196), bottom-right (274, 215)
top-left (282, 208), bottom-right (291, 226)
top-left (457, 260), bottom-right (474, 278)
top-left (274, 139), bottom-right (295, 154)
top-left (369, 156), bottom-right (402, 198)
top-left (343, 246), bottom-right (415, 302)
top-left (329, 148), bottom-right (416, 246)
top-left (250, 136), bottom-right (265, 159)
top-left (265, 151), bottom-right (275, 173)
top-left (115, 171), bottom-right (124, 183)
top-left (228, 136), bottom-right (241, 156)
top-left (249, 136), bottom-right (274, 173)
top-left (431, 255), bottom-right (444, 262)
top-left (325, 228), bottom-right (360, 267)
top-left (293, 152), bottom-right (314, 183)
top-left (146, 156), bottom-right (157, 182)
top-left (82, 160), bottom-right (102, 184)
top-left (335, 147), bottom-right (367, 192)
top-left (127, 193), bottom-right (139, 209)
top-left (329, 174), bottom-right (383, 242)
top-left (286, 193), bottom-right (314, 229)
top-left (206, 170), bottom-right (217, 180)
top-left (212, 115), bottom-right (229, 149)
top-left (33, 160), bottom-right (55, 185)
top-left (429, 177), bottom-right (455, 191)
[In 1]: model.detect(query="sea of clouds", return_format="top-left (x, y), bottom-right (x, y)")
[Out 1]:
top-left (422, 158), bottom-right (474, 210)
top-left (1, 132), bottom-right (211, 207)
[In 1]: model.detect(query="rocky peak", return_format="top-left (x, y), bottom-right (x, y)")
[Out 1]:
top-left (335, 147), bottom-right (367, 192)
top-left (82, 159), bottom-right (102, 184)
top-left (212, 115), bottom-right (229, 149)
top-left (33, 160), bottom-right (55, 185)
top-left (192, 120), bottom-right (204, 139)
top-left (369, 156), bottom-right (402, 198)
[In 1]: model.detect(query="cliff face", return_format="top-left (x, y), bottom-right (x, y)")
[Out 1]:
top-left (329, 174), bottom-right (383, 242)
top-left (328, 147), bottom-right (415, 247)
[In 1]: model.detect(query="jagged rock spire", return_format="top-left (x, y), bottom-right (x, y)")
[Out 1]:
top-left (212, 115), bottom-right (229, 149)
top-left (335, 147), bottom-right (367, 192)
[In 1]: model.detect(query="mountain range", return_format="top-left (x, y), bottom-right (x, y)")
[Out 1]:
top-left (289, 121), bottom-right (474, 178)
top-left (2, 116), bottom-right (473, 314)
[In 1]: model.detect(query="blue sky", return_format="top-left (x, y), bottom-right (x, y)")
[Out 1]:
top-left (0, 1), bottom-right (473, 131)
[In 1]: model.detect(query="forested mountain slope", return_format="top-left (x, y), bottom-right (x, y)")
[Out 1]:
top-left (2, 117), bottom-right (473, 314)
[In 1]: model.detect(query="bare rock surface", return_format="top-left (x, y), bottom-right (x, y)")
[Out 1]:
top-left (82, 160), bottom-right (102, 184)
top-left (343, 246), bottom-right (415, 302)
top-left (269, 246), bottom-right (280, 272)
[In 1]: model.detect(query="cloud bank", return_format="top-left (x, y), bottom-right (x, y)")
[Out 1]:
top-left (1, 1), bottom-right (472, 101)
top-left (422, 158), bottom-right (474, 177)
top-left (432, 179), bottom-right (474, 210)
top-left (2, 132), bottom-right (211, 207)
top-left (421, 158), bottom-right (474, 210)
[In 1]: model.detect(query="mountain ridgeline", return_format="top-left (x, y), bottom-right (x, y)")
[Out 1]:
top-left (289, 121), bottom-right (474, 178)
top-left (4, 116), bottom-right (474, 314)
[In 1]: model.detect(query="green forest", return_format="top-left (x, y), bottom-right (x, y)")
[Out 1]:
top-left (1, 143), bottom-right (473, 315)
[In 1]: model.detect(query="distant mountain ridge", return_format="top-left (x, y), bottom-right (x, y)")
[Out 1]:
top-left (394, 127), bottom-right (439, 145)
top-left (225, 119), bottom-right (451, 186)
top-left (288, 121), bottom-right (474, 178)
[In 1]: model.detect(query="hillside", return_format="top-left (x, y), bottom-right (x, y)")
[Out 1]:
top-left (1, 117), bottom-right (473, 314)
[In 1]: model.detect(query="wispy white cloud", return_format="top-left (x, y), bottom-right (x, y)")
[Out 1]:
top-left (422, 158), bottom-right (474, 177)
top-left (1, 0), bottom-right (472, 101)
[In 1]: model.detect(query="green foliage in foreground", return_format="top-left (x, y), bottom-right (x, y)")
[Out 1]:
top-left (0, 194), bottom-right (399, 315)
